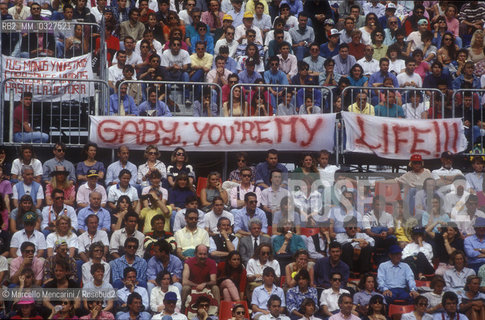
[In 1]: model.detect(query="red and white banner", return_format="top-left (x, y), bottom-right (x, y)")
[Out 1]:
top-left (89, 114), bottom-right (336, 151)
top-left (342, 112), bottom-right (467, 159)
top-left (2, 54), bottom-right (94, 102)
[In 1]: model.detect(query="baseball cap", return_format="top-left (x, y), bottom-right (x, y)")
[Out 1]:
top-left (418, 19), bottom-right (428, 25)
top-left (324, 18), bottom-right (335, 26)
top-left (329, 29), bottom-right (340, 36)
top-left (55, 239), bottom-right (68, 250)
top-left (389, 245), bottom-right (402, 254)
top-left (164, 292), bottom-right (178, 302)
top-left (410, 154), bottom-right (422, 162)
top-left (223, 14), bottom-right (233, 21)
top-left (23, 211), bottom-right (38, 223)
top-left (87, 169), bottom-right (99, 178)
top-left (441, 151), bottom-right (453, 159)
top-left (386, 3), bottom-right (397, 10)
top-left (243, 11), bottom-right (254, 19)
top-left (17, 296), bottom-right (35, 305)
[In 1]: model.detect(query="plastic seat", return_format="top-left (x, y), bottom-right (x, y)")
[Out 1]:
top-left (196, 177), bottom-right (208, 197)
top-left (219, 300), bottom-right (250, 320)
top-left (300, 227), bottom-right (319, 237)
top-left (388, 304), bottom-right (414, 320)
top-left (415, 280), bottom-right (431, 288)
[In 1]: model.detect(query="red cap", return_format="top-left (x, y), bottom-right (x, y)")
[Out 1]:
top-left (410, 154), bottom-right (422, 162)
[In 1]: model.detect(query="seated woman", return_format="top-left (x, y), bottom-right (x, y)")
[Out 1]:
top-left (444, 250), bottom-right (476, 296)
top-left (11, 296), bottom-right (43, 320)
top-left (425, 222), bottom-right (464, 275)
top-left (285, 250), bottom-right (314, 288)
top-left (286, 269), bottom-right (318, 320)
top-left (48, 298), bottom-right (78, 320)
top-left (421, 195), bottom-right (450, 233)
top-left (43, 259), bottom-right (80, 313)
top-left (150, 270), bottom-right (182, 314)
top-left (459, 275), bottom-right (485, 320)
top-left (166, 147), bottom-right (195, 189)
top-left (272, 196), bottom-right (301, 236)
top-left (402, 227), bottom-right (435, 280)
top-left (361, 295), bottom-right (388, 320)
top-left (200, 171), bottom-right (228, 212)
top-left (223, 86), bottom-right (248, 117)
top-left (423, 275), bottom-right (446, 314)
top-left (401, 295), bottom-right (433, 320)
top-left (217, 251), bottom-right (247, 302)
top-left (353, 273), bottom-right (384, 316)
top-left (137, 145), bottom-right (167, 189)
top-left (45, 166), bottom-right (75, 206)
top-left (246, 243), bottom-right (280, 293)
top-left (110, 195), bottom-right (133, 231)
top-left (249, 91), bottom-right (273, 116)
top-left (46, 216), bottom-right (78, 258)
top-left (10, 195), bottom-right (41, 233)
top-left (297, 297), bottom-right (319, 320)
top-left (76, 143), bottom-right (105, 184)
top-left (272, 219), bottom-right (307, 264)
top-left (168, 173), bottom-right (196, 212)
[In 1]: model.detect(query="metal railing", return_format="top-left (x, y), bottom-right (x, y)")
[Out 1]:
top-left (452, 89), bottom-right (485, 155)
top-left (1, 77), bottom-right (110, 146)
top-left (116, 80), bottom-right (223, 117)
top-left (229, 83), bottom-right (334, 116)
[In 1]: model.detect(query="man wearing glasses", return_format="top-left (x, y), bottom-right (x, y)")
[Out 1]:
top-left (233, 192), bottom-right (267, 237)
top-left (40, 188), bottom-right (78, 236)
top-left (42, 143), bottom-right (76, 183)
top-left (230, 169), bottom-right (262, 209)
top-left (110, 237), bottom-right (148, 289)
top-left (215, 25), bottom-right (238, 57)
top-left (175, 208), bottom-right (210, 260)
top-left (161, 38), bottom-right (192, 104)
top-left (433, 292), bottom-right (469, 320)
top-left (9, 241), bottom-right (44, 286)
top-left (336, 216), bottom-right (374, 274)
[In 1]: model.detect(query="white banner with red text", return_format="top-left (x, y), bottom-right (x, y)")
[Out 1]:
top-left (1, 54), bottom-right (94, 102)
top-left (89, 114), bottom-right (337, 151)
top-left (342, 112), bottom-right (467, 159)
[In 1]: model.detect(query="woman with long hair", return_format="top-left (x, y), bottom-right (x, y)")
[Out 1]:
top-left (145, 12), bottom-right (164, 43)
top-left (298, 297), bottom-right (319, 320)
top-left (437, 32), bottom-right (459, 68)
top-left (425, 222), bottom-right (463, 275)
top-left (284, 250), bottom-right (315, 288)
top-left (237, 43), bottom-right (264, 73)
top-left (294, 153), bottom-right (319, 176)
top-left (46, 216), bottom-right (78, 258)
top-left (223, 86), bottom-right (248, 117)
top-left (431, 16), bottom-right (449, 49)
top-left (166, 147), bottom-right (195, 188)
top-left (250, 91), bottom-right (272, 116)
top-left (150, 270), bottom-right (182, 314)
top-left (246, 243), bottom-right (280, 290)
top-left (76, 143), bottom-right (105, 183)
top-left (163, 28), bottom-right (190, 51)
top-left (168, 173), bottom-right (196, 211)
top-left (272, 196), bottom-right (301, 236)
top-left (45, 166), bottom-right (75, 206)
top-left (421, 195), bottom-right (450, 232)
top-left (468, 30), bottom-right (485, 64)
top-left (48, 298), bottom-right (78, 320)
top-left (359, 13), bottom-right (379, 45)
top-left (163, 11), bottom-right (186, 44)
top-left (110, 195), bottom-right (133, 231)
top-left (11, 145), bottom-right (42, 183)
top-left (353, 274), bottom-right (383, 316)
top-left (200, 171), bottom-right (228, 211)
top-left (348, 64), bottom-right (368, 87)
top-left (137, 145), bottom-right (167, 188)
top-left (217, 251), bottom-right (247, 301)
top-left (444, 250), bottom-right (476, 295)
top-left (361, 295), bottom-right (388, 320)
top-left (10, 195), bottom-right (41, 233)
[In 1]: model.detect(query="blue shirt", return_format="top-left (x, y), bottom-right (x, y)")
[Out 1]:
top-left (254, 162), bottom-right (289, 186)
top-left (332, 54), bottom-right (356, 76)
top-left (110, 255), bottom-right (148, 285)
top-left (377, 260), bottom-right (416, 292)
top-left (251, 284), bottom-right (286, 310)
top-left (374, 104), bottom-right (405, 118)
top-left (233, 207), bottom-right (268, 234)
top-left (108, 93), bottom-right (138, 115)
top-left (432, 313), bottom-right (469, 320)
top-left (464, 235), bottom-right (485, 265)
top-left (296, 88), bottom-right (322, 108)
top-left (281, 0), bottom-right (303, 16)
top-left (286, 286), bottom-right (318, 313)
top-left (190, 33), bottom-right (215, 54)
top-left (272, 234), bottom-right (307, 254)
top-left (452, 75), bottom-right (481, 90)
top-left (116, 311), bottom-right (151, 320)
top-left (238, 70), bottom-right (262, 87)
top-left (138, 100), bottom-right (172, 117)
top-left (263, 70), bottom-right (289, 86)
top-left (319, 43), bottom-right (339, 59)
top-left (105, 161), bottom-right (138, 186)
top-left (368, 71), bottom-right (399, 88)
top-left (314, 257), bottom-right (350, 288)
top-left (147, 254), bottom-right (183, 281)
top-left (329, 206), bottom-right (363, 233)
top-left (77, 206), bottom-right (111, 232)
top-left (117, 285), bottom-right (149, 310)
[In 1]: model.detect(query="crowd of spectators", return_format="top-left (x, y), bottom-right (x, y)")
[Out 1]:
top-left (0, 141), bottom-right (485, 319)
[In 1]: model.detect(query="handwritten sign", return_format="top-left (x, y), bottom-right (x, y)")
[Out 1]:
top-left (2, 54), bottom-right (94, 102)
top-left (342, 112), bottom-right (467, 159)
top-left (89, 114), bottom-right (337, 151)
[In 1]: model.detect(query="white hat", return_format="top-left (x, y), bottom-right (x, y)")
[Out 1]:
top-left (329, 29), bottom-right (341, 36)
top-left (386, 3), bottom-right (397, 10)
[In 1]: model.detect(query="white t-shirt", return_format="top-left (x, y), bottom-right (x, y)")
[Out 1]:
top-left (397, 72), bottom-right (423, 87)
top-left (403, 102), bottom-right (427, 119)
top-left (203, 210), bottom-right (234, 233)
top-left (161, 49), bottom-right (191, 68)
top-left (11, 158), bottom-right (43, 177)
top-left (46, 232), bottom-right (78, 250)
top-left (389, 59), bottom-right (406, 75)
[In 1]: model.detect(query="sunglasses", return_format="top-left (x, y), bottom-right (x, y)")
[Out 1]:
top-left (389, 21), bottom-right (398, 24)
top-left (301, 67), bottom-right (309, 71)
top-left (199, 28), bottom-right (207, 31)
top-left (176, 152), bottom-right (185, 156)
top-left (242, 174), bottom-right (251, 177)
top-left (236, 311), bottom-right (245, 315)
top-left (261, 251), bottom-right (270, 255)
top-left (172, 43), bottom-right (181, 47)
top-left (418, 303), bottom-right (427, 306)
top-left (126, 245), bottom-right (138, 249)
top-left (55, 197), bottom-right (65, 200)
top-left (148, 151), bottom-right (158, 155)
top-left (332, 278), bottom-right (342, 281)
top-left (248, 200), bottom-right (258, 204)
top-left (61, 301), bottom-right (70, 305)
top-left (226, 32), bottom-right (234, 35)
top-left (56, 148), bottom-right (65, 152)
top-left (24, 250), bottom-right (35, 254)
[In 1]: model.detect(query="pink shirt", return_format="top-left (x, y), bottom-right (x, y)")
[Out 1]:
top-left (416, 61), bottom-right (430, 81)
top-left (46, 184), bottom-right (75, 202)
top-left (10, 256), bottom-right (44, 281)
top-left (446, 17), bottom-right (460, 37)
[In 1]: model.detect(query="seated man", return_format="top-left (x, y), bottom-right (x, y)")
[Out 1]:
top-left (433, 291), bottom-right (469, 320)
top-left (174, 208), bottom-right (210, 260)
top-left (10, 212), bottom-right (47, 258)
top-left (152, 291), bottom-right (188, 320)
top-left (336, 216), bottom-right (375, 274)
top-left (209, 217), bottom-right (238, 262)
top-left (172, 195), bottom-right (206, 233)
top-left (78, 214), bottom-right (110, 263)
top-left (76, 170), bottom-right (107, 209)
top-left (314, 241), bottom-right (350, 289)
top-left (377, 244), bottom-right (419, 304)
top-left (9, 241), bottom-right (44, 286)
top-left (233, 192), bottom-right (268, 237)
top-left (229, 167), bottom-right (262, 209)
top-left (116, 266), bottom-right (149, 310)
top-left (108, 81), bottom-right (139, 116)
top-left (77, 192), bottom-right (110, 234)
top-left (13, 92), bottom-right (49, 143)
top-left (239, 218), bottom-right (271, 265)
top-left (12, 165), bottom-right (44, 209)
top-left (181, 244), bottom-right (220, 307)
top-left (110, 237), bottom-right (147, 289)
top-left (320, 272), bottom-right (351, 318)
top-left (40, 188), bottom-right (78, 236)
top-left (116, 292), bottom-right (151, 320)
top-left (82, 262), bottom-right (114, 313)
top-left (138, 87), bottom-right (172, 116)
top-left (255, 149), bottom-right (288, 189)
top-left (252, 268), bottom-right (286, 318)
top-left (43, 240), bottom-right (78, 284)
top-left (147, 239), bottom-right (183, 294)
top-left (464, 217), bottom-right (485, 272)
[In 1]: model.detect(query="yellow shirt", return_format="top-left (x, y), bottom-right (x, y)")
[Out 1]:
top-left (190, 53), bottom-right (214, 71)
top-left (347, 103), bottom-right (375, 115)
top-left (174, 227), bottom-right (210, 252)
top-left (140, 206), bottom-right (172, 233)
